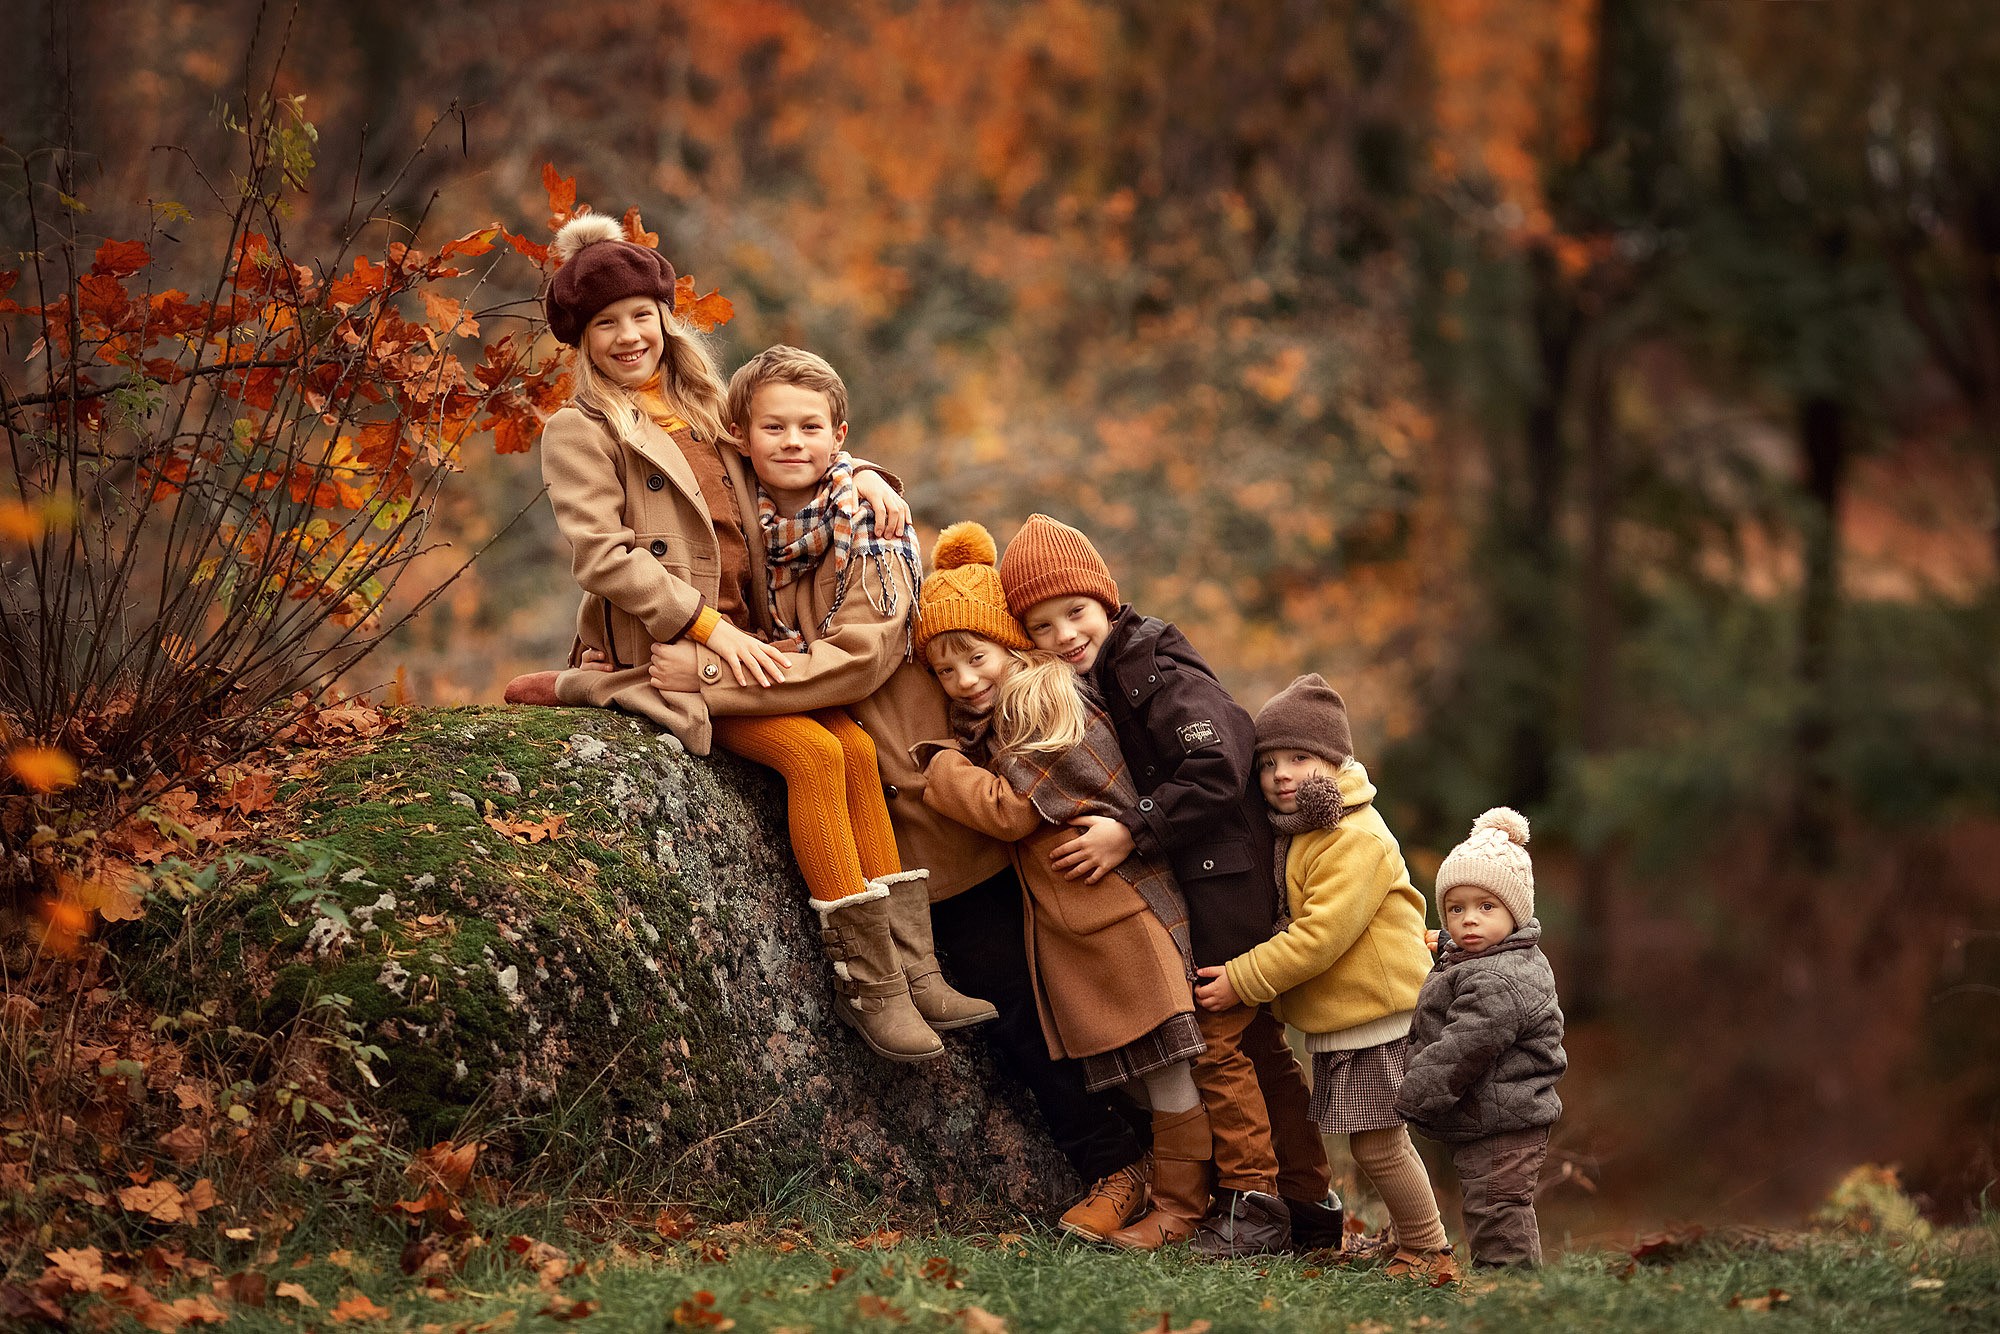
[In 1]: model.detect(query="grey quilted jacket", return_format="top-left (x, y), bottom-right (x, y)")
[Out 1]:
top-left (1395, 920), bottom-right (1566, 1143)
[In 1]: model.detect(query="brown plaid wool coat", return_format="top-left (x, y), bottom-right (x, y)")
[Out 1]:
top-left (917, 707), bottom-right (1197, 1062)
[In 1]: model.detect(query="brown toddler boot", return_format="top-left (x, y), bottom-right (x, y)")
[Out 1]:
top-left (1107, 1106), bottom-right (1214, 1251)
top-left (814, 887), bottom-right (944, 1062)
top-left (1384, 1245), bottom-right (1459, 1285)
top-left (877, 870), bottom-right (998, 1030)
top-left (1058, 1159), bottom-right (1150, 1242)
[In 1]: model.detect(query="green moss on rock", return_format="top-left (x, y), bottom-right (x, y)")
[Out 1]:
top-left (154, 706), bottom-right (1073, 1218)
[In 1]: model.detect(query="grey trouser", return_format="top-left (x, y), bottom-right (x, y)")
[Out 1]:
top-left (1451, 1125), bottom-right (1550, 1267)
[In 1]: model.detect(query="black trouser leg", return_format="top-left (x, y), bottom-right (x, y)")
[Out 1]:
top-left (930, 865), bottom-right (1144, 1183)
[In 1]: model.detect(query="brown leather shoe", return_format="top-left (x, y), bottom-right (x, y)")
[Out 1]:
top-left (1107, 1105), bottom-right (1213, 1252)
top-left (1059, 1159), bottom-right (1150, 1242)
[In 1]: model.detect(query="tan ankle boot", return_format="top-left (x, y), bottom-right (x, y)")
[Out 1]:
top-left (876, 870), bottom-right (997, 1031)
top-left (1107, 1105), bottom-right (1213, 1251)
top-left (813, 887), bottom-right (944, 1062)
top-left (1059, 1158), bottom-right (1151, 1242)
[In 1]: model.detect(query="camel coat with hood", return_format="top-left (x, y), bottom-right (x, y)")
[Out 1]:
top-left (1220, 760), bottom-right (1432, 1045)
top-left (917, 746), bottom-right (1193, 1061)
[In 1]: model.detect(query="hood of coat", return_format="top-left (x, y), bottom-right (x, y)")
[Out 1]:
top-left (1336, 758), bottom-right (1378, 813)
top-left (1437, 916), bottom-right (1542, 969)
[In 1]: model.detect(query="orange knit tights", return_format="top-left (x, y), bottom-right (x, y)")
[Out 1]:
top-left (711, 709), bottom-right (901, 903)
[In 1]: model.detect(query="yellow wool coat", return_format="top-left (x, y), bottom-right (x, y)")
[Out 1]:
top-left (540, 398), bottom-right (1003, 899)
top-left (1221, 761), bottom-right (1432, 1038)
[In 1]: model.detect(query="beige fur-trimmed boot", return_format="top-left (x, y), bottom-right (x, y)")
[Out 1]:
top-left (876, 870), bottom-right (998, 1031)
top-left (813, 885), bottom-right (945, 1062)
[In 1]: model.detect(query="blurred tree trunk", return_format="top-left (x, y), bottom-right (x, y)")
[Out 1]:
top-left (1791, 393), bottom-right (1849, 869)
top-left (1571, 333), bottom-right (1617, 1019)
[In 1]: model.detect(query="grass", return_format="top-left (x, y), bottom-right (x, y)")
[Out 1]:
top-left (104, 1211), bottom-right (2000, 1333)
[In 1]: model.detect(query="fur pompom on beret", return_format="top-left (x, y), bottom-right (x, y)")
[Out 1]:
top-left (932, 520), bottom-right (999, 572)
top-left (543, 213), bottom-right (677, 347)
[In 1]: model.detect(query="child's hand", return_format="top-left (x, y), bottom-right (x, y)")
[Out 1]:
top-left (1052, 815), bottom-right (1134, 883)
top-left (708, 620), bottom-right (793, 687)
top-left (853, 468), bottom-right (911, 539)
top-left (1194, 965), bottom-right (1239, 1013)
top-left (576, 647), bottom-right (614, 673)
top-left (1425, 928), bottom-right (1441, 956)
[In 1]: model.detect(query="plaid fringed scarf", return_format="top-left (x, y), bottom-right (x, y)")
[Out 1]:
top-left (759, 451), bottom-right (921, 654)
top-left (990, 701), bottom-right (1196, 976)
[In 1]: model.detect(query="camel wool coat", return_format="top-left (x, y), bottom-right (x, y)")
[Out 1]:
top-left (918, 748), bottom-right (1194, 1060)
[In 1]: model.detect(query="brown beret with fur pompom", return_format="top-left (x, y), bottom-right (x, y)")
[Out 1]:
top-left (544, 214), bottom-right (677, 347)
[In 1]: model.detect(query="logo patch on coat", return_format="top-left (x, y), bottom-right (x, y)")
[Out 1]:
top-left (1178, 720), bottom-right (1219, 751)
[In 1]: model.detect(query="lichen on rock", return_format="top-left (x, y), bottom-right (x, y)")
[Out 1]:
top-left (168, 706), bottom-right (1074, 1218)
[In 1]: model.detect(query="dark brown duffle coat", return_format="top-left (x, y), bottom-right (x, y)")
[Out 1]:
top-left (1087, 607), bottom-right (1277, 968)
top-left (1394, 921), bottom-right (1567, 1143)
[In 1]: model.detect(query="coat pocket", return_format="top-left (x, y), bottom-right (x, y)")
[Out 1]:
top-left (1050, 874), bottom-right (1150, 938)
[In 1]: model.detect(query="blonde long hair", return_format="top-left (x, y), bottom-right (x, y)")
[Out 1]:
top-left (992, 653), bottom-right (1090, 760)
top-left (569, 301), bottom-right (730, 448)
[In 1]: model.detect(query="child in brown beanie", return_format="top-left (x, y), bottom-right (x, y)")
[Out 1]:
top-left (1194, 673), bottom-right (1455, 1282)
top-left (997, 516), bottom-right (1340, 1260)
top-left (1396, 809), bottom-right (1566, 1268)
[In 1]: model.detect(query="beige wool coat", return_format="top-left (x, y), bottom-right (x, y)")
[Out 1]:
top-left (540, 399), bottom-right (1004, 899)
top-left (918, 749), bottom-right (1194, 1060)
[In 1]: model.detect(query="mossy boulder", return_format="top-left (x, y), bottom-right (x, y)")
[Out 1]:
top-left (169, 705), bottom-right (1074, 1218)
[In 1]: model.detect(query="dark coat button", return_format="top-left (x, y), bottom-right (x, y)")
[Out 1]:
top-left (884, 784), bottom-right (900, 799)
top-left (650, 540), bottom-right (668, 556)
top-left (647, 474), bottom-right (665, 491)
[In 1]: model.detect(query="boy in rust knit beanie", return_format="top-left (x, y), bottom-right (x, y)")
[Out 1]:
top-left (997, 516), bottom-right (1339, 1260)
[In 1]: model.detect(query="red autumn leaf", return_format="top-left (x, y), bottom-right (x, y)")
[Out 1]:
top-left (654, 1208), bottom-right (696, 1240)
top-left (502, 228), bottom-right (550, 267)
top-left (223, 771), bottom-right (277, 816)
top-left (673, 276), bottom-right (734, 333)
top-left (622, 207), bottom-right (659, 248)
top-left (543, 163), bottom-right (579, 230)
top-left (438, 226), bottom-right (500, 260)
top-left (410, 1140), bottom-right (480, 1194)
top-left (77, 273), bottom-right (132, 326)
top-left (329, 1291), bottom-right (392, 1323)
top-left (229, 233), bottom-right (277, 292)
top-left (541, 1295), bottom-right (599, 1321)
top-left (329, 255), bottom-right (391, 308)
top-left (671, 1291), bottom-right (733, 1329)
top-left (92, 238), bottom-right (152, 277)
top-left (855, 1294), bottom-right (907, 1322)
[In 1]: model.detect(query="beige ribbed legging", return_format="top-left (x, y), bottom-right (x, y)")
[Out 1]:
top-left (1350, 1125), bottom-right (1449, 1253)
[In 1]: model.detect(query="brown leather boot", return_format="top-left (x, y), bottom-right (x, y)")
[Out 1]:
top-left (814, 887), bottom-right (944, 1062)
top-left (877, 870), bottom-right (997, 1031)
top-left (1058, 1158), bottom-right (1151, 1242)
top-left (1107, 1105), bottom-right (1213, 1251)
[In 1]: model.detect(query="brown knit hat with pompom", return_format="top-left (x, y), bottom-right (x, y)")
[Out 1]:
top-left (1254, 673), bottom-right (1354, 766)
top-left (544, 214), bottom-right (677, 347)
top-left (997, 513), bottom-right (1120, 618)
top-left (915, 522), bottom-right (1034, 654)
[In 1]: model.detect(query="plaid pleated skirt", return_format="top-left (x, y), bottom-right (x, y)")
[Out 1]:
top-left (1309, 1035), bottom-right (1411, 1134)
top-left (1080, 1012), bottom-right (1206, 1093)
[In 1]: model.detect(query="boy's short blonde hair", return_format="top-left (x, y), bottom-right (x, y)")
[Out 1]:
top-left (727, 344), bottom-right (849, 434)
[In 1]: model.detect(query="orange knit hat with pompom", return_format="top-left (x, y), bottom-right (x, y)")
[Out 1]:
top-left (915, 522), bottom-right (1034, 654)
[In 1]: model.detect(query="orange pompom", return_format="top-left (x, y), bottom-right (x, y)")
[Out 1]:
top-left (932, 521), bottom-right (998, 572)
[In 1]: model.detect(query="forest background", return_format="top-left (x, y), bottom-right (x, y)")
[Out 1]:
top-left (4, 0), bottom-right (1997, 1247)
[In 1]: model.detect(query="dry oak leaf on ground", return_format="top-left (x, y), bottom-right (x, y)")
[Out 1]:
top-left (331, 1291), bottom-right (394, 1322)
top-left (274, 1280), bottom-right (318, 1307)
top-left (118, 1177), bottom-right (216, 1224)
top-left (484, 810), bottom-right (567, 843)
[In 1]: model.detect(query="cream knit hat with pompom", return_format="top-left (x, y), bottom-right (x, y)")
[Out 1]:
top-left (1433, 807), bottom-right (1534, 929)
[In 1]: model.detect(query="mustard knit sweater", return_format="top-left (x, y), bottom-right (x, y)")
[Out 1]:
top-left (1222, 761), bottom-right (1433, 1041)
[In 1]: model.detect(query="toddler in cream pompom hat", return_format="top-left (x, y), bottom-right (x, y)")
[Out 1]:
top-left (1432, 807), bottom-right (1534, 936)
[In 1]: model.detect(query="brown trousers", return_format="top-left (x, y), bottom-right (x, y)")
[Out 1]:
top-left (1451, 1125), bottom-right (1550, 1267)
top-left (1192, 1004), bottom-right (1333, 1198)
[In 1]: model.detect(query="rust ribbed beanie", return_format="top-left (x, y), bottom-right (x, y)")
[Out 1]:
top-left (997, 513), bottom-right (1119, 619)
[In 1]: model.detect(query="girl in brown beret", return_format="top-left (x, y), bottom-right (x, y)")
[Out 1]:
top-left (521, 215), bottom-right (991, 1063)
